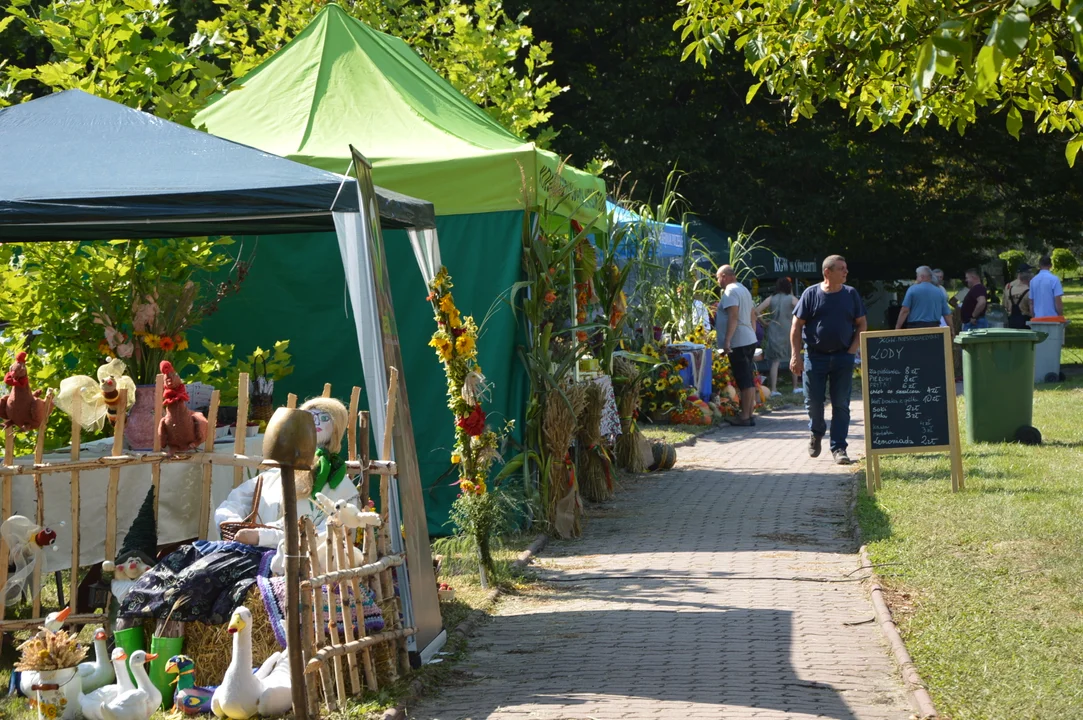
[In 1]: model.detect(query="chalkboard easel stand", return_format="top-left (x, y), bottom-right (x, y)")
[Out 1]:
top-left (860, 327), bottom-right (964, 494)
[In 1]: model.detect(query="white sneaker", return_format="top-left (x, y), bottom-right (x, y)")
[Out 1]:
top-left (793, 388), bottom-right (804, 395)
top-left (770, 391), bottom-right (782, 398)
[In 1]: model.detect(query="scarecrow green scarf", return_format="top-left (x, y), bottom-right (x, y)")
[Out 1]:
top-left (311, 447), bottom-right (347, 499)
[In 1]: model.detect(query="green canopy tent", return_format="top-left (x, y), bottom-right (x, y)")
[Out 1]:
top-left (194, 3), bottom-right (606, 536)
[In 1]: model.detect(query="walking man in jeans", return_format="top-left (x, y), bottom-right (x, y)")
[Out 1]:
top-left (790, 255), bottom-right (867, 465)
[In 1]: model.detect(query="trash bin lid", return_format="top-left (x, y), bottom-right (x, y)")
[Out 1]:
top-left (954, 328), bottom-right (1045, 344)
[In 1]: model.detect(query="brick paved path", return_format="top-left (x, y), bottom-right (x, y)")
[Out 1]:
top-left (411, 405), bottom-right (913, 719)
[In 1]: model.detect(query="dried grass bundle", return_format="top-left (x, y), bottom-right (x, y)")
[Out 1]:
top-left (16, 629), bottom-right (86, 671)
top-left (613, 359), bottom-right (646, 474)
top-left (543, 384), bottom-right (585, 537)
top-left (577, 383), bottom-right (614, 502)
top-left (184, 587), bottom-right (279, 686)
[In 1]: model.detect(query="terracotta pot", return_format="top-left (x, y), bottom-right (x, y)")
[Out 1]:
top-left (124, 384), bottom-right (158, 451)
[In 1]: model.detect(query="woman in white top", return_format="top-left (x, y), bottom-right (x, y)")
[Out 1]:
top-left (754, 277), bottom-right (800, 396)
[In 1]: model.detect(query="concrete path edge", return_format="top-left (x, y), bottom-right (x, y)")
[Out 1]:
top-left (380, 533), bottom-right (550, 720)
top-left (851, 484), bottom-right (938, 720)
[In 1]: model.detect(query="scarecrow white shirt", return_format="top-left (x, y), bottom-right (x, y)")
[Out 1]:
top-left (214, 467), bottom-right (360, 547)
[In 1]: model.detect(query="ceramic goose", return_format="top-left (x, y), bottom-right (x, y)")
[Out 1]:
top-left (77, 628), bottom-right (115, 693)
top-left (211, 608), bottom-right (261, 719)
top-left (81, 649), bottom-right (135, 720)
top-left (99, 649), bottom-right (158, 720)
top-left (165, 655), bottom-right (215, 715)
top-left (16, 607), bottom-right (74, 697)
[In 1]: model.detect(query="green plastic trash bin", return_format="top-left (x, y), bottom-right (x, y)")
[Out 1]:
top-left (955, 328), bottom-right (1044, 443)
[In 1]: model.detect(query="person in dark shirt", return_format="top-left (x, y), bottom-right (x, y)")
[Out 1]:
top-left (960, 268), bottom-right (988, 331)
top-left (790, 255), bottom-right (868, 465)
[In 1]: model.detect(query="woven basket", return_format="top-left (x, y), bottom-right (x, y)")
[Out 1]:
top-left (218, 474), bottom-right (274, 541)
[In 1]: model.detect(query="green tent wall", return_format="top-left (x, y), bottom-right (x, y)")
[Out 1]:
top-left (195, 4), bottom-right (604, 535)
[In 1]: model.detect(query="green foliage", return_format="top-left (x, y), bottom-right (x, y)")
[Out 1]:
top-left (1051, 247), bottom-right (1079, 277)
top-left (198, 0), bottom-right (562, 138)
top-left (2, 0), bottom-right (226, 124)
top-left (434, 488), bottom-right (515, 579)
top-left (675, 0), bottom-right (1083, 160)
top-left (999, 249), bottom-right (1029, 276)
top-left (187, 338), bottom-right (294, 407)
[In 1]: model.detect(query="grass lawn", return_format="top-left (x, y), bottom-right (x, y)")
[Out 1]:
top-left (1060, 278), bottom-right (1083, 366)
top-left (857, 381), bottom-right (1083, 718)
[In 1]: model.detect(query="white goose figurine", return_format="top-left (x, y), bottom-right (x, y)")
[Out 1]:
top-left (81, 649), bottom-right (135, 720)
top-left (99, 649), bottom-right (159, 720)
top-left (17, 607), bottom-right (74, 697)
top-left (77, 628), bottom-right (115, 693)
top-left (211, 607), bottom-right (262, 719)
top-left (254, 651), bottom-right (292, 717)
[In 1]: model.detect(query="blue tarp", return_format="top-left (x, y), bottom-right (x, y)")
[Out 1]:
top-left (607, 201), bottom-right (684, 259)
top-left (0, 90), bottom-right (434, 241)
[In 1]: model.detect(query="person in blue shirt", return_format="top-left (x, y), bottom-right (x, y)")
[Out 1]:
top-left (895, 266), bottom-right (953, 330)
top-left (1029, 255), bottom-right (1064, 318)
top-left (790, 255), bottom-right (868, 465)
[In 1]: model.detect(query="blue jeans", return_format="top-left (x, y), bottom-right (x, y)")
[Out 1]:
top-left (963, 317), bottom-right (989, 331)
top-left (804, 352), bottom-right (856, 452)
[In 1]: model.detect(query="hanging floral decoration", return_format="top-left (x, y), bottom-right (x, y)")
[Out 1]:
top-left (427, 267), bottom-right (502, 496)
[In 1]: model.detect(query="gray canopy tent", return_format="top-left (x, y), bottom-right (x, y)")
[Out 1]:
top-left (0, 89), bottom-right (444, 662)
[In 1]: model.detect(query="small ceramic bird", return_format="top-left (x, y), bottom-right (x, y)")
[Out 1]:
top-left (165, 655), bottom-right (216, 715)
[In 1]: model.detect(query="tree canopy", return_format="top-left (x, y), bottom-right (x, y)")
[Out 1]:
top-left (0, 0), bottom-right (561, 136)
top-left (675, 0), bottom-right (1083, 164)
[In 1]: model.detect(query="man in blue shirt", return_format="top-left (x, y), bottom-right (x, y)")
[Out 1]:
top-left (895, 266), bottom-right (953, 330)
top-left (790, 255), bottom-right (868, 465)
top-left (1029, 255), bottom-right (1064, 318)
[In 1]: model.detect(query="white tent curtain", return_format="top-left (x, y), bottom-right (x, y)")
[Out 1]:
top-left (407, 227), bottom-right (442, 285)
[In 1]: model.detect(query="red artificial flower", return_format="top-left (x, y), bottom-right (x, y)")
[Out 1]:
top-left (451, 326), bottom-right (466, 338)
top-left (456, 405), bottom-right (487, 437)
top-left (544, 290), bottom-right (557, 304)
top-left (576, 331), bottom-right (588, 343)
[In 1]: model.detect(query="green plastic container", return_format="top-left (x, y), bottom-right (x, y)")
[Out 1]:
top-left (149, 635), bottom-right (185, 710)
top-left (955, 328), bottom-right (1044, 443)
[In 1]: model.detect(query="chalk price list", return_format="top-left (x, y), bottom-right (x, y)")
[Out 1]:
top-left (866, 335), bottom-right (948, 449)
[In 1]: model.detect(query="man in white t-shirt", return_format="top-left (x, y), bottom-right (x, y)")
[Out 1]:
top-left (715, 265), bottom-right (758, 427)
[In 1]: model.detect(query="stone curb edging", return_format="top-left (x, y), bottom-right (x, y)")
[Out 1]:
top-left (850, 479), bottom-right (938, 720)
top-left (379, 533), bottom-right (549, 719)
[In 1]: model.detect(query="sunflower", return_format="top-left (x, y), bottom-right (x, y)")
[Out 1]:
top-left (439, 294), bottom-right (456, 314)
top-left (142, 333), bottom-right (161, 349)
top-left (456, 333), bottom-right (476, 356)
top-left (654, 380), bottom-right (665, 391)
top-left (451, 453), bottom-right (461, 464)
top-left (668, 375), bottom-right (681, 386)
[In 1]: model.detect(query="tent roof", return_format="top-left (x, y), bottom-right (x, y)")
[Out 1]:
top-left (194, 4), bottom-right (605, 227)
top-left (607, 201), bottom-right (684, 259)
top-left (0, 90), bottom-right (435, 241)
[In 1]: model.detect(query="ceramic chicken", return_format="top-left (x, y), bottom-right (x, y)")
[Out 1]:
top-left (0, 515), bottom-right (60, 603)
top-left (165, 655), bottom-right (216, 715)
top-left (158, 361), bottom-right (207, 454)
top-left (0, 352), bottom-right (49, 431)
top-left (54, 357), bottom-right (137, 432)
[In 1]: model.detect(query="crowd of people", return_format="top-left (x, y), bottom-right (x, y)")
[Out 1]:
top-left (709, 253), bottom-right (1066, 467)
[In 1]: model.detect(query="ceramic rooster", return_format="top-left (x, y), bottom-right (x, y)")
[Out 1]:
top-left (55, 357), bottom-right (137, 432)
top-left (158, 361), bottom-right (207, 454)
top-left (0, 352), bottom-right (49, 432)
top-left (165, 655), bottom-right (216, 715)
top-left (0, 515), bottom-right (60, 603)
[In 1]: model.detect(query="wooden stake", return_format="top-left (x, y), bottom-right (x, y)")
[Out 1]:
top-left (323, 523), bottom-right (347, 707)
top-left (31, 394), bottom-right (52, 618)
top-left (304, 518), bottom-right (336, 710)
top-left (358, 412), bottom-right (370, 506)
top-left (197, 391), bottom-right (220, 540)
top-left (299, 521), bottom-right (320, 718)
top-left (322, 383), bottom-right (332, 399)
top-left (69, 400), bottom-right (81, 607)
top-left (347, 387), bottom-right (360, 471)
top-left (381, 368), bottom-right (399, 461)
top-left (0, 430), bottom-right (15, 624)
top-left (233, 373), bottom-right (249, 489)
top-left (151, 374), bottom-right (164, 521)
top-left (331, 523), bottom-right (362, 695)
top-left (105, 389), bottom-right (127, 564)
top-left (287, 394), bottom-right (297, 410)
top-left (280, 465), bottom-right (309, 720)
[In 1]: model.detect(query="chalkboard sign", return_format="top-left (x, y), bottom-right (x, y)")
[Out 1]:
top-left (860, 327), bottom-right (963, 493)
